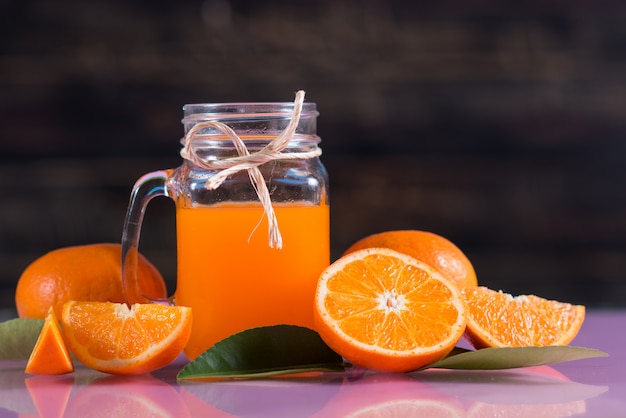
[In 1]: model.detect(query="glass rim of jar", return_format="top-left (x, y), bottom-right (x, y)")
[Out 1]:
top-left (182, 102), bottom-right (318, 121)
top-left (177, 136), bottom-right (321, 149)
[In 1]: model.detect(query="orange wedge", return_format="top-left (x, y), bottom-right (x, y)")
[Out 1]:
top-left (25, 307), bottom-right (74, 375)
top-left (314, 248), bottom-right (467, 372)
top-left (61, 301), bottom-right (192, 375)
top-left (462, 286), bottom-right (585, 348)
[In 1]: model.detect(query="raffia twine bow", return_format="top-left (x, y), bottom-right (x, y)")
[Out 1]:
top-left (179, 90), bottom-right (321, 249)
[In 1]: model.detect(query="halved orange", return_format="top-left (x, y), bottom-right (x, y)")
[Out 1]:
top-left (25, 307), bottom-right (74, 375)
top-left (462, 286), bottom-right (585, 348)
top-left (314, 248), bottom-right (467, 372)
top-left (61, 301), bottom-right (192, 375)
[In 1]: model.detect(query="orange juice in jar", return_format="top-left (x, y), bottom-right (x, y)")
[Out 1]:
top-left (176, 202), bottom-right (329, 358)
top-left (121, 92), bottom-right (330, 359)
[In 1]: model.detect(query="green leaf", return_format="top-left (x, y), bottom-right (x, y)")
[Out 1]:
top-left (0, 318), bottom-right (44, 361)
top-left (423, 345), bottom-right (608, 371)
top-left (177, 325), bottom-right (345, 380)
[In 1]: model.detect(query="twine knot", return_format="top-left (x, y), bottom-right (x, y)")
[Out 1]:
top-left (179, 90), bottom-right (320, 249)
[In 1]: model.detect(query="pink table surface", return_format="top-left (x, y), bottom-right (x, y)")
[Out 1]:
top-left (1, 310), bottom-right (623, 417)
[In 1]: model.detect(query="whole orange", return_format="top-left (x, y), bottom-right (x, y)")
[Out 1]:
top-left (15, 243), bottom-right (167, 319)
top-left (343, 230), bottom-right (478, 289)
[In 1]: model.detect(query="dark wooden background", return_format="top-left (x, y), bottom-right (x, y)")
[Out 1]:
top-left (2, 0), bottom-right (626, 312)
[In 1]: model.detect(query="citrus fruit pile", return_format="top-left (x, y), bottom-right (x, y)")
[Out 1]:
top-left (17, 230), bottom-right (586, 376)
top-left (17, 243), bottom-right (191, 376)
top-left (314, 230), bottom-right (585, 372)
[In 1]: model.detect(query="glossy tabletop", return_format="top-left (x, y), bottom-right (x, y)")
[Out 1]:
top-left (1, 310), bottom-right (624, 417)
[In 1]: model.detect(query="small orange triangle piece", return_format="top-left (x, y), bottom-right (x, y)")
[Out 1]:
top-left (25, 307), bottom-right (74, 375)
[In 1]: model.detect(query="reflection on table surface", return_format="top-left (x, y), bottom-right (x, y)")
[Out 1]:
top-left (0, 310), bottom-right (624, 417)
top-left (0, 361), bottom-right (610, 417)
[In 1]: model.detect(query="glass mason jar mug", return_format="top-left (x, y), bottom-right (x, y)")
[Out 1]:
top-left (121, 92), bottom-right (330, 360)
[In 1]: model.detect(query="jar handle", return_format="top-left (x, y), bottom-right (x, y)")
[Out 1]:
top-left (121, 170), bottom-right (173, 305)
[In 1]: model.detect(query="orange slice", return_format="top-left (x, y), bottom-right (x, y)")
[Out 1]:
top-left (61, 301), bottom-right (192, 375)
top-left (314, 248), bottom-right (467, 372)
top-left (25, 307), bottom-right (74, 375)
top-left (462, 286), bottom-right (585, 348)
